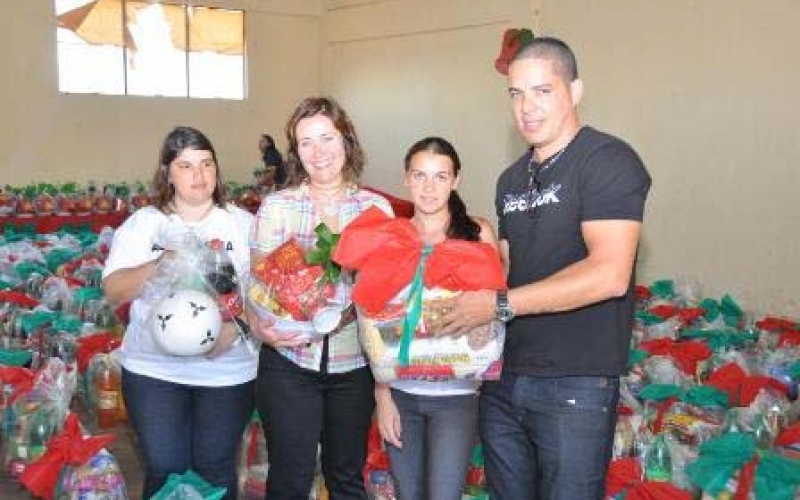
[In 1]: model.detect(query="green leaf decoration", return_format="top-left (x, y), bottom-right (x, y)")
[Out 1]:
top-left (60, 182), bottom-right (78, 195)
top-left (306, 222), bottom-right (342, 284)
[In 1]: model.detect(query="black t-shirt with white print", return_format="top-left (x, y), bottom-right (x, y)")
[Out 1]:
top-left (495, 126), bottom-right (651, 377)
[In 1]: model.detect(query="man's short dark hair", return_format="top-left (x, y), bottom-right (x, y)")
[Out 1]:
top-left (513, 36), bottom-right (579, 82)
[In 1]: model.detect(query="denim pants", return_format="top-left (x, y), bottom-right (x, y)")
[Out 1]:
top-left (121, 368), bottom-right (255, 500)
top-left (255, 346), bottom-right (375, 500)
top-left (478, 372), bottom-right (619, 500)
top-left (385, 389), bottom-right (477, 500)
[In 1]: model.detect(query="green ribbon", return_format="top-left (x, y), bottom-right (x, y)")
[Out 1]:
top-left (45, 248), bottom-right (79, 272)
top-left (398, 245), bottom-right (432, 366)
top-left (0, 348), bottom-right (32, 367)
top-left (720, 294), bottom-right (744, 327)
top-left (682, 385), bottom-right (730, 409)
top-left (686, 432), bottom-right (755, 496)
top-left (639, 383), bottom-right (683, 402)
top-left (20, 310), bottom-right (58, 334)
top-left (701, 298), bottom-right (721, 321)
top-left (628, 348), bottom-right (649, 368)
top-left (635, 310), bottom-right (665, 326)
top-left (649, 279), bottom-right (675, 299)
top-left (52, 313), bottom-right (83, 334)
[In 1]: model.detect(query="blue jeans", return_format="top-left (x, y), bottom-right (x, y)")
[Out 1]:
top-left (255, 345), bottom-right (375, 500)
top-left (121, 368), bottom-right (254, 500)
top-left (478, 372), bottom-right (619, 500)
top-left (385, 389), bottom-right (477, 500)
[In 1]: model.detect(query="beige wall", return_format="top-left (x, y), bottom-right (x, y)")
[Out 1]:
top-left (322, 0), bottom-right (800, 317)
top-left (322, 0), bottom-right (536, 215)
top-left (3, 0), bottom-right (799, 316)
top-left (538, 0), bottom-right (800, 316)
top-left (0, 0), bottom-right (323, 186)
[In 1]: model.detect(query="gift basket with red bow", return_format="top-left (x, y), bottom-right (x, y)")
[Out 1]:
top-left (333, 208), bottom-right (507, 382)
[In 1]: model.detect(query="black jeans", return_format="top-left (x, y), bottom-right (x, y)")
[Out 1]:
top-left (255, 346), bottom-right (375, 500)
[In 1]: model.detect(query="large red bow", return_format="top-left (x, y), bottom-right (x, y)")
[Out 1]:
top-left (705, 362), bottom-right (787, 407)
top-left (19, 412), bottom-right (115, 500)
top-left (638, 338), bottom-right (712, 376)
top-left (333, 207), bottom-right (506, 315)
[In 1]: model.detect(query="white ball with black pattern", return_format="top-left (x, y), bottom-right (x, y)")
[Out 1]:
top-left (151, 289), bottom-right (222, 356)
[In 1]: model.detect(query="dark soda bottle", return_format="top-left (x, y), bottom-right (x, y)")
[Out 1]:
top-left (207, 239), bottom-right (243, 321)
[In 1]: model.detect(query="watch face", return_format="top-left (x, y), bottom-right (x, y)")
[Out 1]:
top-left (497, 307), bottom-right (514, 322)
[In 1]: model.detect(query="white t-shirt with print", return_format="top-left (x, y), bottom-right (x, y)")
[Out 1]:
top-left (102, 205), bottom-right (257, 386)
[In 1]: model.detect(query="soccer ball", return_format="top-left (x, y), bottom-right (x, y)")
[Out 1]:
top-left (151, 289), bottom-right (222, 356)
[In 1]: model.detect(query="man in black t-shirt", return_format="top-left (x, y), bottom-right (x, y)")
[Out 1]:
top-left (442, 33), bottom-right (651, 500)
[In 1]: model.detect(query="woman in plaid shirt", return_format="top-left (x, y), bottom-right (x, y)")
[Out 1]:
top-left (250, 97), bottom-right (392, 500)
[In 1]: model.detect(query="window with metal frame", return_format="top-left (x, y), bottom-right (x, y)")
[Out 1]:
top-left (55, 0), bottom-right (245, 99)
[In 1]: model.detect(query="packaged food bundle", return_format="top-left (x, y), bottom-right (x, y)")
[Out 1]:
top-left (54, 449), bottom-right (127, 499)
top-left (333, 207), bottom-right (506, 383)
top-left (238, 414), bottom-right (268, 499)
top-left (19, 412), bottom-right (124, 499)
top-left (358, 287), bottom-right (504, 382)
top-left (248, 224), bottom-right (351, 339)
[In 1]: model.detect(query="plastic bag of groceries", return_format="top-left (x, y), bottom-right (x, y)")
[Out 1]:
top-left (248, 223), bottom-right (352, 341)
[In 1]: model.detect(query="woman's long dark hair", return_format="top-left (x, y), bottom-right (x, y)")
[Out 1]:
top-left (404, 137), bottom-right (480, 242)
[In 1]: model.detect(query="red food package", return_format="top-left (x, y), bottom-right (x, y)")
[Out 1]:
top-left (253, 238), bottom-right (308, 286)
top-left (275, 267), bottom-right (329, 321)
top-left (252, 239), bottom-right (338, 321)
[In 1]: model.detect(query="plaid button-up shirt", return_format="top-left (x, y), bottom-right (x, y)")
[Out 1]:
top-left (251, 183), bottom-right (393, 373)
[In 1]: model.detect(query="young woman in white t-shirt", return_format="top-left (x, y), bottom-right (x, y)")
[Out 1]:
top-left (103, 126), bottom-right (256, 499)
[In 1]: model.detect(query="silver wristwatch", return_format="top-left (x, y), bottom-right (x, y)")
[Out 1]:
top-left (496, 290), bottom-right (515, 323)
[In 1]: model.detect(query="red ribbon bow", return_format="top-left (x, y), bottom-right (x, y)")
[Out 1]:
top-left (75, 333), bottom-right (121, 374)
top-left (705, 362), bottom-right (788, 407)
top-left (19, 412), bottom-right (115, 500)
top-left (494, 28), bottom-right (535, 75)
top-left (333, 207), bottom-right (506, 315)
top-left (776, 422), bottom-right (800, 447)
top-left (0, 290), bottom-right (40, 308)
top-left (0, 366), bottom-right (34, 405)
top-left (638, 338), bottom-right (712, 376)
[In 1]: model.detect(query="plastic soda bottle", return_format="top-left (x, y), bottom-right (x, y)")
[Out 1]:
top-left (367, 470), bottom-right (395, 500)
top-left (94, 362), bottom-right (120, 428)
top-left (644, 433), bottom-right (672, 482)
top-left (28, 406), bottom-right (55, 461)
top-left (206, 239), bottom-right (242, 321)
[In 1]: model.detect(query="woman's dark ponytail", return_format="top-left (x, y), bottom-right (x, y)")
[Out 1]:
top-left (447, 190), bottom-right (480, 241)
top-left (404, 136), bottom-right (480, 242)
